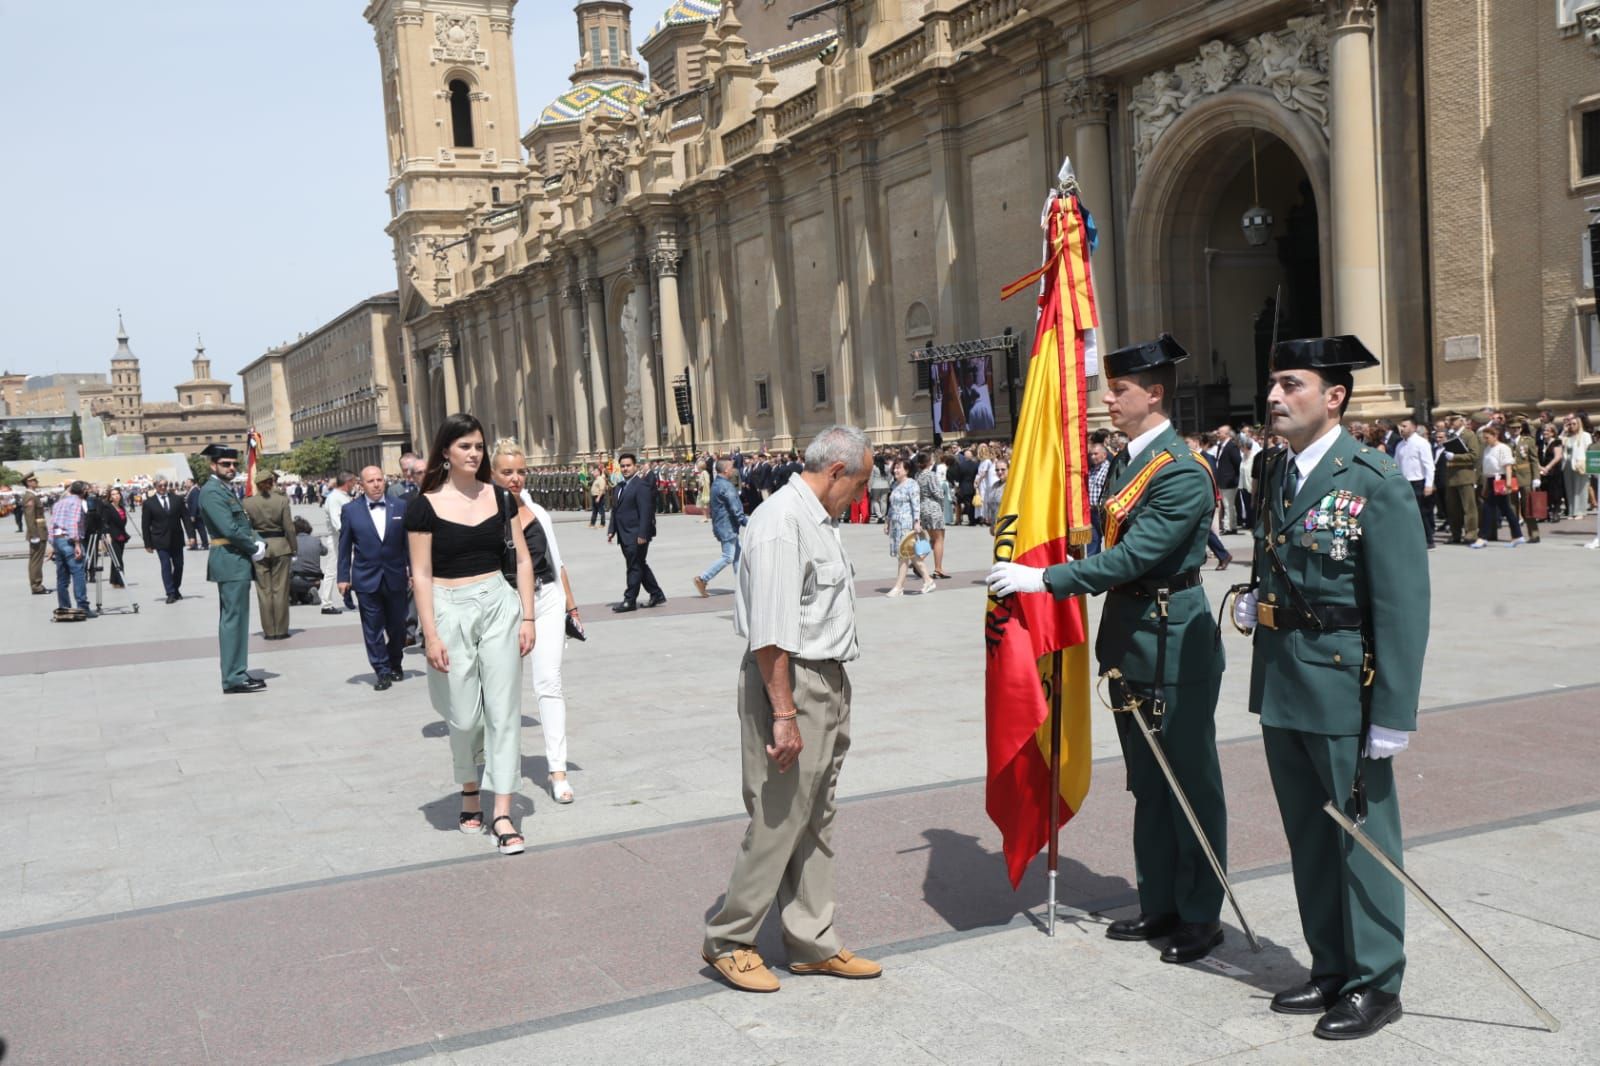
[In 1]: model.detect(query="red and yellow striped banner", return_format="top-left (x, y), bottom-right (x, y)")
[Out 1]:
top-left (984, 191), bottom-right (1099, 889)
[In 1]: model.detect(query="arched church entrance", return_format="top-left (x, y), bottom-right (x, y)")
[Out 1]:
top-left (1125, 90), bottom-right (1331, 429)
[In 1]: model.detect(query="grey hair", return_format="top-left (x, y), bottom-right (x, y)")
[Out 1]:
top-left (803, 425), bottom-right (871, 475)
top-left (716, 458), bottom-right (735, 475)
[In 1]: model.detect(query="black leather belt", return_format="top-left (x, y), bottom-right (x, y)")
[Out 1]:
top-left (1111, 567), bottom-right (1203, 599)
top-left (1256, 602), bottom-right (1363, 631)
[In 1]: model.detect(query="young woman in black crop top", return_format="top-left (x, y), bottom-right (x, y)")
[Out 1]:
top-left (490, 438), bottom-right (583, 804)
top-left (405, 413), bottom-right (535, 856)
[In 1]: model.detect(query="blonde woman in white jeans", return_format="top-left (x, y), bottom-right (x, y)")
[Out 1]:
top-left (491, 439), bottom-right (581, 803)
top-left (407, 414), bottom-right (536, 855)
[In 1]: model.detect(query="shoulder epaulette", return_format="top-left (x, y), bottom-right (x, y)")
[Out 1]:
top-left (1353, 445), bottom-right (1400, 477)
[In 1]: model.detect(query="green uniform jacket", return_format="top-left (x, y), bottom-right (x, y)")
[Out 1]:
top-left (21, 491), bottom-right (49, 539)
top-left (199, 479), bottom-right (259, 583)
top-left (1444, 426), bottom-right (1481, 489)
top-left (1044, 424), bottom-right (1223, 685)
top-left (1511, 433), bottom-right (1538, 488)
top-left (241, 490), bottom-right (295, 559)
top-left (1249, 429), bottom-right (1429, 734)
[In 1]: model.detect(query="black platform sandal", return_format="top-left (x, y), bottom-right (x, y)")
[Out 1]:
top-left (490, 815), bottom-right (525, 855)
top-left (458, 787), bottom-right (483, 834)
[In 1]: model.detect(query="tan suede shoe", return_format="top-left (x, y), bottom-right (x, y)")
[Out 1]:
top-left (702, 948), bottom-right (781, 993)
top-left (788, 948), bottom-right (882, 979)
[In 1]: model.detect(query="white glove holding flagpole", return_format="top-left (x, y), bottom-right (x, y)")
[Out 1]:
top-left (987, 562), bottom-right (1046, 597)
top-left (251, 541), bottom-right (267, 563)
top-left (1366, 725), bottom-right (1410, 759)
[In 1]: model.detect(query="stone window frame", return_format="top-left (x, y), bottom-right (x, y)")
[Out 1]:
top-left (1574, 298), bottom-right (1600, 386)
top-left (1569, 91), bottom-right (1600, 192)
top-left (754, 375), bottom-right (771, 417)
top-left (810, 367), bottom-right (829, 410)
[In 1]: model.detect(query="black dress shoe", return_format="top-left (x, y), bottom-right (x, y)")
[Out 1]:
top-left (1105, 913), bottom-right (1179, 942)
top-left (224, 682), bottom-right (264, 694)
top-left (243, 676), bottom-right (267, 690)
top-left (612, 601), bottom-right (638, 613)
top-left (1271, 976), bottom-right (1345, 1015)
top-left (374, 675), bottom-right (393, 692)
top-left (165, 595), bottom-right (178, 604)
top-left (643, 594), bottom-right (667, 608)
top-left (320, 606), bottom-right (342, 615)
top-left (1161, 920), bottom-right (1223, 963)
top-left (1314, 988), bottom-right (1401, 1040)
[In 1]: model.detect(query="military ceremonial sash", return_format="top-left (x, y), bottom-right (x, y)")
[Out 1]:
top-left (1101, 451), bottom-right (1177, 548)
top-left (1100, 449), bottom-right (1217, 548)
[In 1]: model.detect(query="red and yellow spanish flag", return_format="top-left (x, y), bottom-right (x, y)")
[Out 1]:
top-left (986, 186), bottom-right (1098, 888)
top-left (243, 429), bottom-right (263, 497)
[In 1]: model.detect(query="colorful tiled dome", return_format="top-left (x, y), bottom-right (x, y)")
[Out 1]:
top-left (641, 0), bottom-right (721, 47)
top-left (539, 79), bottom-right (653, 126)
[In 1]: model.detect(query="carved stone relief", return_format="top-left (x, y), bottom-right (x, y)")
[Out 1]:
top-left (433, 14), bottom-right (486, 65)
top-left (1126, 16), bottom-right (1330, 174)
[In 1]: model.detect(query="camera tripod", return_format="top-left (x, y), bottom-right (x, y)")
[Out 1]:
top-left (84, 531), bottom-right (139, 616)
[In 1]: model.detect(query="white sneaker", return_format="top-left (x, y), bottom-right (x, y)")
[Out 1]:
top-left (1585, 539), bottom-right (1600, 550)
top-left (885, 587), bottom-right (904, 597)
top-left (1469, 539), bottom-right (1488, 549)
top-left (1508, 536), bottom-right (1526, 547)
top-left (920, 580), bottom-right (937, 595)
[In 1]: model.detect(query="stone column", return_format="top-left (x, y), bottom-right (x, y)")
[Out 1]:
top-left (653, 233), bottom-right (690, 446)
top-left (1327, 0), bottom-right (1395, 402)
top-left (407, 334), bottom-right (431, 451)
top-left (562, 279), bottom-right (593, 455)
top-left (627, 256), bottom-right (660, 450)
top-left (923, 84), bottom-right (975, 345)
top-left (1066, 77), bottom-right (1121, 353)
top-left (582, 276), bottom-right (613, 453)
top-left (436, 332), bottom-right (461, 415)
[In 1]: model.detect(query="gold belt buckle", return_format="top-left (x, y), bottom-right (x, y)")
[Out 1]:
top-left (1257, 602), bottom-right (1278, 630)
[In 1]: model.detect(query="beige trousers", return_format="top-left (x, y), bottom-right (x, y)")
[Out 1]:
top-left (703, 653), bottom-right (852, 964)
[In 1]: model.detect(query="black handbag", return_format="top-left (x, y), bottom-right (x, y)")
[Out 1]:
top-left (497, 486), bottom-right (519, 589)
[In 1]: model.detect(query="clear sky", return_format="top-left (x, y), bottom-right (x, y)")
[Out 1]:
top-left (0, 1), bottom-right (609, 400)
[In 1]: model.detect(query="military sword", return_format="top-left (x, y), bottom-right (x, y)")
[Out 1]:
top-left (1121, 697), bottom-right (1262, 952)
top-left (1321, 802), bottom-right (1561, 1033)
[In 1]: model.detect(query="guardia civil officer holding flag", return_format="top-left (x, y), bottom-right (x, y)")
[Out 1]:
top-left (197, 443), bottom-right (270, 694)
top-left (988, 334), bottom-right (1232, 965)
top-left (1231, 336), bottom-right (1427, 1040)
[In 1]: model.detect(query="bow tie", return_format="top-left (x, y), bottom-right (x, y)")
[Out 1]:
top-left (369, 500), bottom-right (386, 510)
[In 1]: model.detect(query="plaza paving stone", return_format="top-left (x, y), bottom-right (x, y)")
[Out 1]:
top-left (0, 506), bottom-right (1596, 1063)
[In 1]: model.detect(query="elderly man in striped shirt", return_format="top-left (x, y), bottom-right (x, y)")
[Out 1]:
top-left (702, 425), bottom-right (881, 993)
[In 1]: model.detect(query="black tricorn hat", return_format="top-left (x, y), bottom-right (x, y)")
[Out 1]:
top-left (1104, 333), bottom-right (1189, 378)
top-left (199, 443), bottom-right (239, 460)
top-left (1270, 335), bottom-right (1380, 374)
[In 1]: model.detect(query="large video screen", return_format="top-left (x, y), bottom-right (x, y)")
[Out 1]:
top-left (931, 355), bottom-right (997, 434)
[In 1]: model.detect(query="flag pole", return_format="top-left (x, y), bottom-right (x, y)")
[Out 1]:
top-left (1046, 648), bottom-right (1063, 937)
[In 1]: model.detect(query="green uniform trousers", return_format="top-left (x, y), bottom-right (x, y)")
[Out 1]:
top-left (252, 554), bottom-right (291, 638)
top-left (216, 578), bottom-right (252, 688)
top-left (28, 540), bottom-right (47, 591)
top-left (1112, 675), bottom-right (1226, 923)
top-left (1444, 482), bottom-right (1479, 542)
top-left (1262, 725), bottom-right (1405, 995)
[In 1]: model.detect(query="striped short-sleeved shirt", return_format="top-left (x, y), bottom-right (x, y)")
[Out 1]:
top-left (734, 475), bottom-right (859, 663)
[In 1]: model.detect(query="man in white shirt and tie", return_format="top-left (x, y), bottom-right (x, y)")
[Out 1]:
top-left (337, 466), bottom-right (411, 690)
top-left (320, 470), bottom-right (357, 614)
top-left (140, 477), bottom-right (188, 603)
top-left (1392, 417), bottom-right (1435, 550)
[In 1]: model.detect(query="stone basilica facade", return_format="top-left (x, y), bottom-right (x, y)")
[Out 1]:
top-left (365, 0), bottom-right (1600, 460)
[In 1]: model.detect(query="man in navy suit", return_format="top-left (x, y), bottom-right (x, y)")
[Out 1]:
top-left (608, 452), bottom-right (664, 613)
top-left (338, 466), bottom-right (411, 690)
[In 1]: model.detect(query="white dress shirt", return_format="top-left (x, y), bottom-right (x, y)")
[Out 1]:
top-left (1125, 419), bottom-right (1173, 463)
top-left (1393, 431), bottom-right (1434, 488)
top-left (325, 488), bottom-right (351, 535)
top-left (364, 495), bottom-right (388, 541)
top-left (1285, 423), bottom-right (1345, 499)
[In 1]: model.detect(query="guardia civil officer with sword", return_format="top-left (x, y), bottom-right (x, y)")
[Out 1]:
top-left (989, 334), bottom-right (1239, 965)
top-left (1231, 336), bottom-right (1423, 1039)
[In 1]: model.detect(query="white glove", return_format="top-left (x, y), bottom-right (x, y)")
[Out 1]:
top-left (986, 562), bottom-right (1047, 597)
top-left (1365, 725), bottom-right (1410, 759)
top-left (251, 541), bottom-right (267, 562)
top-left (1532, 478), bottom-right (1541, 489)
top-left (1232, 590), bottom-right (1258, 632)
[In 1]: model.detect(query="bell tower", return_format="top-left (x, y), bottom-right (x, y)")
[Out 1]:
top-left (109, 312), bottom-right (143, 436)
top-left (364, 0), bottom-right (525, 306)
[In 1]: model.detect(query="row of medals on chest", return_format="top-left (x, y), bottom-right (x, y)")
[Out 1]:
top-left (1290, 489), bottom-right (1364, 561)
